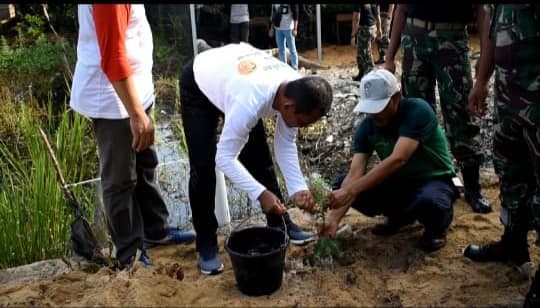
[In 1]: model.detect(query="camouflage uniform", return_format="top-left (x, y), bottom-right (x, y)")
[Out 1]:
top-left (463, 5), bottom-right (540, 282)
top-left (352, 3), bottom-right (378, 79)
top-left (401, 22), bottom-right (483, 171)
top-left (489, 4), bottom-right (540, 232)
top-left (376, 6), bottom-right (391, 61)
top-left (486, 5), bottom-right (540, 306)
top-left (356, 25), bottom-right (377, 76)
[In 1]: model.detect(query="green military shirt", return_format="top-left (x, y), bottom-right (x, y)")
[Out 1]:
top-left (353, 97), bottom-right (456, 180)
top-left (489, 4), bottom-right (540, 126)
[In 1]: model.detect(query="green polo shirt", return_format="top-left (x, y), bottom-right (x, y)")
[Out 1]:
top-left (353, 97), bottom-right (455, 180)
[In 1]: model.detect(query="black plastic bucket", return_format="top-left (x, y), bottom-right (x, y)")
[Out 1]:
top-left (225, 226), bottom-right (288, 296)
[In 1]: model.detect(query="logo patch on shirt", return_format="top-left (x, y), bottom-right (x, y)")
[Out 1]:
top-left (237, 59), bottom-right (257, 75)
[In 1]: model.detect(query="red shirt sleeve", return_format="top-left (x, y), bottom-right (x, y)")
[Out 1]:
top-left (92, 4), bottom-right (132, 82)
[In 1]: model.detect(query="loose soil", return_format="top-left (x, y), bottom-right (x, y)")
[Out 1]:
top-left (0, 42), bottom-right (535, 307)
top-left (0, 187), bottom-right (537, 307)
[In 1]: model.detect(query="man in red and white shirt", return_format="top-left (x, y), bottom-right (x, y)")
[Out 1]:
top-left (70, 4), bottom-right (195, 270)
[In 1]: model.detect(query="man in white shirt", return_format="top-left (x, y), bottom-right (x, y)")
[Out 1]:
top-left (180, 42), bottom-right (333, 275)
top-left (70, 4), bottom-right (196, 270)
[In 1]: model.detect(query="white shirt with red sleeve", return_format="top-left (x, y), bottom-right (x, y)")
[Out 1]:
top-left (193, 43), bottom-right (309, 201)
top-left (70, 4), bottom-right (154, 119)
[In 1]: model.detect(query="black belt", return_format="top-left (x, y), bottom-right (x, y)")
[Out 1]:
top-left (406, 17), bottom-right (467, 31)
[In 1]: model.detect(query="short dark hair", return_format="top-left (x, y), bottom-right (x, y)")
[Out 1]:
top-left (284, 76), bottom-right (333, 116)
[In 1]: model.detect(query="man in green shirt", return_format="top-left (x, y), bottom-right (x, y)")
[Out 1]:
top-left (320, 69), bottom-right (458, 252)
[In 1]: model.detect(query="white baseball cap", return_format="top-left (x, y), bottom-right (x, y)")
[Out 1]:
top-left (353, 69), bottom-right (400, 114)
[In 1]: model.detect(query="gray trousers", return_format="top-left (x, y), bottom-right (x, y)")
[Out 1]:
top-left (92, 109), bottom-right (169, 264)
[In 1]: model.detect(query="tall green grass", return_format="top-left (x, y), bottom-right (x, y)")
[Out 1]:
top-left (0, 98), bottom-right (97, 269)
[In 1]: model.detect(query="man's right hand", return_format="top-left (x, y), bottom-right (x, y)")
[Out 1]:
top-left (268, 27), bottom-right (275, 38)
top-left (384, 58), bottom-right (396, 73)
top-left (468, 83), bottom-right (489, 117)
top-left (259, 190), bottom-right (287, 216)
top-left (318, 209), bottom-right (341, 238)
top-left (130, 112), bottom-right (154, 152)
top-left (350, 36), bottom-right (356, 46)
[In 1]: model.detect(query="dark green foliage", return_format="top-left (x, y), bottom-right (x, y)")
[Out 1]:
top-left (0, 36), bottom-right (74, 105)
top-left (303, 237), bottom-right (344, 267)
top-left (146, 4), bottom-right (193, 78)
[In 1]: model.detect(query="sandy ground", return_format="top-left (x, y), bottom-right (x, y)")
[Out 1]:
top-left (1, 42), bottom-right (536, 307)
top-left (1, 186), bottom-right (538, 307)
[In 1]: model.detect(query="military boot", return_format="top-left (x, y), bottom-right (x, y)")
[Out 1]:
top-left (525, 269), bottom-right (540, 308)
top-left (463, 227), bottom-right (530, 267)
top-left (462, 165), bottom-right (492, 213)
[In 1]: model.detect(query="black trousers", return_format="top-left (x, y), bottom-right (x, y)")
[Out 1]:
top-left (92, 109), bottom-right (169, 264)
top-left (229, 22), bottom-right (250, 43)
top-left (180, 60), bottom-right (285, 251)
top-left (333, 173), bottom-right (457, 235)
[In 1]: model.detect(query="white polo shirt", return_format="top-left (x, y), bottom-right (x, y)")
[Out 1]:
top-left (193, 43), bottom-right (308, 201)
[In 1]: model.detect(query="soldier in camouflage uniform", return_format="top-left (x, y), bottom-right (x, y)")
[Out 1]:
top-left (351, 3), bottom-right (381, 81)
top-left (385, 4), bottom-right (492, 214)
top-left (464, 4), bottom-right (540, 306)
top-left (374, 4), bottom-right (394, 65)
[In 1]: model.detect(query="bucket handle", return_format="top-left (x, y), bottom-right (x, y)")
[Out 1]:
top-left (228, 214), bottom-right (289, 248)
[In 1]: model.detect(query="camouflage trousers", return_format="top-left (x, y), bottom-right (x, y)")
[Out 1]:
top-left (493, 115), bottom-right (540, 230)
top-left (376, 12), bottom-right (390, 57)
top-left (356, 25), bottom-right (377, 76)
top-left (401, 24), bottom-right (483, 169)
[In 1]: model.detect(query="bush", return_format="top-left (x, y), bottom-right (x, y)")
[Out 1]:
top-left (0, 35), bottom-right (74, 106)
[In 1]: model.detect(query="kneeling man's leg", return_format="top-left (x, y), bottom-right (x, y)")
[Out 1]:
top-left (411, 178), bottom-right (457, 251)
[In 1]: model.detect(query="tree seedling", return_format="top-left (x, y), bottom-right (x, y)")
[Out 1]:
top-left (304, 174), bottom-right (344, 267)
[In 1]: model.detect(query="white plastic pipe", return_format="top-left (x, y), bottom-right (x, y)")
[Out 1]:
top-left (189, 4), bottom-right (198, 56)
top-left (316, 4), bottom-right (322, 63)
top-left (214, 169), bottom-right (231, 226)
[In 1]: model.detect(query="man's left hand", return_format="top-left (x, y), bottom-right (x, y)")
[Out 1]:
top-left (294, 190), bottom-right (318, 214)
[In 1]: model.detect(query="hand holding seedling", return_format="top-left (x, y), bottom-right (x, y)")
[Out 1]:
top-left (327, 187), bottom-right (355, 209)
top-left (294, 190), bottom-right (318, 214)
top-left (259, 190), bottom-right (287, 215)
top-left (318, 206), bottom-right (348, 238)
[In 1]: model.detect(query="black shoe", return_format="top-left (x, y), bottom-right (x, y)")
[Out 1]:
top-left (463, 239), bottom-right (530, 266)
top-left (525, 270), bottom-right (540, 308)
top-left (269, 215), bottom-right (316, 246)
top-left (116, 249), bottom-right (153, 270)
top-left (419, 230), bottom-right (447, 252)
top-left (461, 165), bottom-right (492, 214)
top-left (465, 191), bottom-right (492, 214)
top-left (284, 220), bottom-right (316, 245)
top-left (371, 218), bottom-right (411, 236)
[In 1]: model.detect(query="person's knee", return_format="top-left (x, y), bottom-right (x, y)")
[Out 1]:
top-left (332, 172), bottom-right (348, 190)
top-left (417, 192), bottom-right (454, 212)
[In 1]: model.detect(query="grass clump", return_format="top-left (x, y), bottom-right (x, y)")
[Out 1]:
top-left (0, 97), bottom-right (97, 269)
